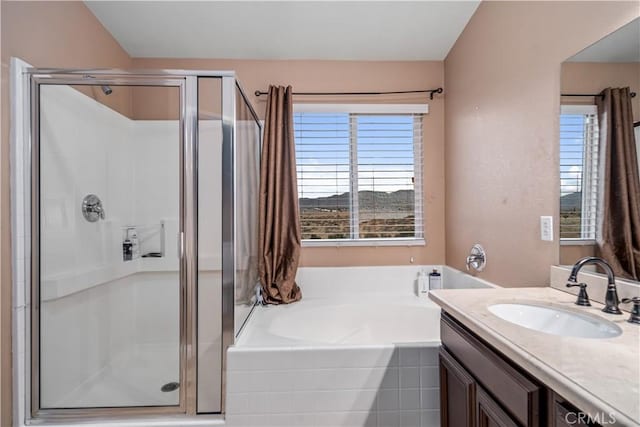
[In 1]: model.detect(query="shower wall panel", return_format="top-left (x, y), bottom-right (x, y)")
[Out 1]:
top-left (40, 85), bottom-right (134, 287)
top-left (39, 87), bottom-right (184, 296)
top-left (197, 77), bottom-right (224, 413)
top-left (233, 91), bottom-right (261, 335)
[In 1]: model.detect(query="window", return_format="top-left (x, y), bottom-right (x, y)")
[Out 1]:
top-left (294, 104), bottom-right (426, 244)
top-left (559, 105), bottom-right (599, 241)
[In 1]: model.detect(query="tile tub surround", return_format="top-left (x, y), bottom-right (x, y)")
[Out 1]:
top-left (226, 265), bottom-right (495, 427)
top-left (226, 345), bottom-right (441, 427)
top-left (429, 287), bottom-right (640, 427)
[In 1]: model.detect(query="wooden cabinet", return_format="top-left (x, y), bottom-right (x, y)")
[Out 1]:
top-left (440, 313), bottom-right (540, 426)
top-left (439, 348), bottom-right (475, 427)
top-left (440, 345), bottom-right (520, 427)
top-left (439, 313), bottom-right (600, 427)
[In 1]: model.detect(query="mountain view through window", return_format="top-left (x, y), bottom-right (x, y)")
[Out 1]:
top-left (294, 111), bottom-right (423, 240)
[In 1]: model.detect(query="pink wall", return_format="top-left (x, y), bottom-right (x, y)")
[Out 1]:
top-left (444, 1), bottom-right (639, 286)
top-left (561, 62), bottom-right (640, 121)
top-left (0, 2), bottom-right (132, 424)
top-left (560, 244), bottom-right (597, 265)
top-left (133, 58), bottom-right (446, 268)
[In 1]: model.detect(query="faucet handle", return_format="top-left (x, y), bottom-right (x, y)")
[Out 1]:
top-left (566, 283), bottom-right (591, 306)
top-left (620, 297), bottom-right (640, 324)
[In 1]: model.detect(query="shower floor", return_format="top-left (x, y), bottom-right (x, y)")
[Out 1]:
top-left (50, 343), bottom-right (180, 409)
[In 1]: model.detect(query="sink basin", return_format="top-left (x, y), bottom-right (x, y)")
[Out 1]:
top-left (488, 303), bottom-right (622, 339)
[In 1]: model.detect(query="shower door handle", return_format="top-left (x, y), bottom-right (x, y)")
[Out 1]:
top-left (178, 231), bottom-right (184, 259)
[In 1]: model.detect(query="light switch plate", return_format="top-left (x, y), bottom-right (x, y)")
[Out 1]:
top-left (540, 216), bottom-right (553, 241)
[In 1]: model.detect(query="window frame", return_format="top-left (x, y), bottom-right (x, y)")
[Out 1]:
top-left (559, 104), bottom-right (599, 244)
top-left (293, 103), bottom-right (428, 247)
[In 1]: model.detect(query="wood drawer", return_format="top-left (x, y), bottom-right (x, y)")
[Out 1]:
top-left (441, 313), bottom-right (542, 426)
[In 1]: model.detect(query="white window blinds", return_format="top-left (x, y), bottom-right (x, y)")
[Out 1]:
top-left (295, 112), bottom-right (351, 239)
top-left (559, 105), bottom-right (600, 240)
top-left (294, 107), bottom-right (424, 241)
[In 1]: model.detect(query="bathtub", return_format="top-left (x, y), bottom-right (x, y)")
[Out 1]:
top-left (236, 296), bottom-right (441, 347)
top-left (226, 265), bottom-right (495, 427)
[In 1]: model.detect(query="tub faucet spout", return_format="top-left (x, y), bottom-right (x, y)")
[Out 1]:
top-left (567, 257), bottom-right (622, 315)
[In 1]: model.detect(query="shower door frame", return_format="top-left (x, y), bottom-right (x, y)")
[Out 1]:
top-left (24, 69), bottom-right (239, 422)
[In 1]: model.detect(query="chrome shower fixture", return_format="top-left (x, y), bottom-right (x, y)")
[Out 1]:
top-left (81, 75), bottom-right (111, 95)
top-left (82, 194), bottom-right (105, 222)
top-left (466, 243), bottom-right (487, 272)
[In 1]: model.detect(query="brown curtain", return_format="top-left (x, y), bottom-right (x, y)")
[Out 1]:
top-left (596, 87), bottom-right (640, 280)
top-left (258, 85), bottom-right (302, 304)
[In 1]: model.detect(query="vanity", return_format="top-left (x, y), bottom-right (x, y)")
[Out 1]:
top-left (429, 287), bottom-right (640, 427)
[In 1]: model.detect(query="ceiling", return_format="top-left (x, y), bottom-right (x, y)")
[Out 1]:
top-left (84, 1), bottom-right (480, 61)
top-left (567, 17), bottom-right (640, 62)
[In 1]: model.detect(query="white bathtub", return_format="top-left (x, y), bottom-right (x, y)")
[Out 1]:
top-left (237, 296), bottom-right (441, 347)
top-left (226, 265), bottom-right (494, 427)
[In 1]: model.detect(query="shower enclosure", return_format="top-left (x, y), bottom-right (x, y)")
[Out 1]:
top-left (15, 67), bottom-right (261, 421)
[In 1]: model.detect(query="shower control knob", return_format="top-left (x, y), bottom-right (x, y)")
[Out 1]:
top-left (82, 194), bottom-right (105, 222)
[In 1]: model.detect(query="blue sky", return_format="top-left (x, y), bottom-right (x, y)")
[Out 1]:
top-left (294, 113), bottom-right (415, 199)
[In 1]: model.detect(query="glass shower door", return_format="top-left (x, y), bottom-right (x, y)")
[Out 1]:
top-left (36, 82), bottom-right (183, 409)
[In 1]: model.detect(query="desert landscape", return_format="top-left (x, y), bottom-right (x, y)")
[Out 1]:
top-left (299, 189), bottom-right (416, 239)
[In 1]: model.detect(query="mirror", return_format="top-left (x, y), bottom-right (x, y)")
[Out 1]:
top-left (558, 17), bottom-right (640, 282)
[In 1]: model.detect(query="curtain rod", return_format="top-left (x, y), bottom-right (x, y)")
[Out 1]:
top-left (561, 92), bottom-right (637, 98)
top-left (254, 87), bottom-right (444, 100)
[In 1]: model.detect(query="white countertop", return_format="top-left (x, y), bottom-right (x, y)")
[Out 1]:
top-left (429, 287), bottom-right (640, 427)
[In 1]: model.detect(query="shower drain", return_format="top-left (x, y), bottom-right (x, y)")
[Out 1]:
top-left (161, 382), bottom-right (180, 392)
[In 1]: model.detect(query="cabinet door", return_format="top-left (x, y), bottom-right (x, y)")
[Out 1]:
top-left (439, 348), bottom-right (475, 427)
top-left (476, 386), bottom-right (519, 427)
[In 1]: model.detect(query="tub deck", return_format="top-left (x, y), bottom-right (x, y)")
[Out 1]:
top-left (236, 295), bottom-right (442, 348)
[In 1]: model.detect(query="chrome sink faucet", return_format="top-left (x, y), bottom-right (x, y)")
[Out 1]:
top-left (567, 257), bottom-right (622, 315)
